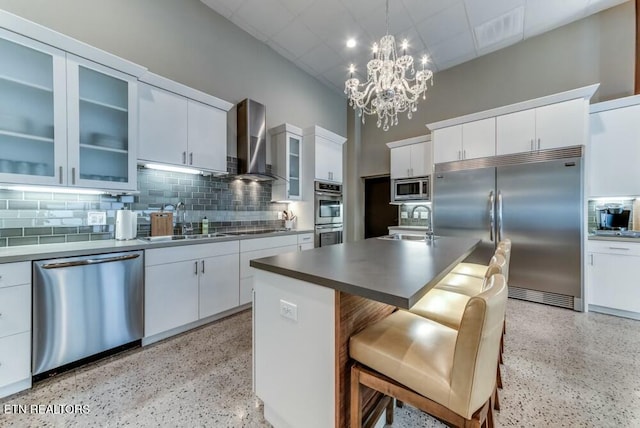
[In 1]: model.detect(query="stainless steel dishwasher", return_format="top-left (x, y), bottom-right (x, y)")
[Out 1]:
top-left (33, 251), bottom-right (143, 379)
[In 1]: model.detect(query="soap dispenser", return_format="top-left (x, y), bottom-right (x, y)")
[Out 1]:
top-left (202, 216), bottom-right (209, 234)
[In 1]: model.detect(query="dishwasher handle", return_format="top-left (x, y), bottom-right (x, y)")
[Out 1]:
top-left (41, 253), bottom-right (140, 269)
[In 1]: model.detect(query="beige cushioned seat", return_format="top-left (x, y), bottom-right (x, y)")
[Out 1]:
top-left (435, 254), bottom-right (505, 297)
top-left (451, 240), bottom-right (511, 281)
top-left (350, 274), bottom-right (508, 421)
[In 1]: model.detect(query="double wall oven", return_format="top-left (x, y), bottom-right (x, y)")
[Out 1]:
top-left (314, 181), bottom-right (343, 247)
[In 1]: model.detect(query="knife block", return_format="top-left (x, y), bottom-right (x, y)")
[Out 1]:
top-left (151, 212), bottom-right (173, 236)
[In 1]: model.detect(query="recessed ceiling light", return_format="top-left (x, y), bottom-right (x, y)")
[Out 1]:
top-left (346, 38), bottom-right (356, 48)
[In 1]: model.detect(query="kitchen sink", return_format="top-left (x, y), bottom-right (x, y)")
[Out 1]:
top-left (141, 233), bottom-right (229, 242)
top-left (377, 233), bottom-right (438, 242)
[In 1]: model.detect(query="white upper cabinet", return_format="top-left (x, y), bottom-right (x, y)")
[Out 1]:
top-left (0, 29), bottom-right (67, 187)
top-left (462, 118), bottom-right (496, 159)
top-left (316, 136), bottom-right (343, 183)
top-left (428, 85), bottom-right (597, 164)
top-left (138, 84), bottom-right (188, 166)
top-left (306, 126), bottom-right (346, 183)
top-left (270, 124), bottom-right (303, 201)
top-left (188, 100), bottom-right (227, 172)
top-left (588, 98), bottom-right (640, 197)
top-left (433, 125), bottom-right (462, 164)
top-left (387, 136), bottom-right (431, 179)
top-left (137, 72), bottom-right (232, 175)
top-left (0, 18), bottom-right (144, 192)
top-left (433, 118), bottom-right (495, 164)
top-left (497, 98), bottom-right (586, 155)
top-left (66, 55), bottom-right (138, 191)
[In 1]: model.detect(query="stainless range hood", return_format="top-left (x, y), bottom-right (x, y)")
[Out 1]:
top-left (236, 99), bottom-right (275, 181)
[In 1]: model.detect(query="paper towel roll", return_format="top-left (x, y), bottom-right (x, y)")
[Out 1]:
top-left (115, 210), bottom-right (137, 240)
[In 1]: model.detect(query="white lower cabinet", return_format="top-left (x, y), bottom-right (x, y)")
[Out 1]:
top-left (145, 259), bottom-right (200, 337)
top-left (145, 241), bottom-right (240, 338)
top-left (240, 235), bottom-right (299, 305)
top-left (587, 241), bottom-right (640, 317)
top-left (0, 332), bottom-right (31, 389)
top-left (199, 253), bottom-right (240, 318)
top-left (298, 233), bottom-right (314, 251)
top-left (0, 261), bottom-right (31, 398)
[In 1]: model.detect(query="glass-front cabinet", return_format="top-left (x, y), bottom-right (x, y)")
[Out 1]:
top-left (0, 29), bottom-right (66, 186)
top-left (287, 134), bottom-right (301, 199)
top-left (0, 29), bottom-right (137, 191)
top-left (67, 55), bottom-right (137, 191)
top-left (270, 124), bottom-right (303, 202)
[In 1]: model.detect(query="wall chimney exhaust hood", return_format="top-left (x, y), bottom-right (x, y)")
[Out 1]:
top-left (236, 99), bottom-right (275, 181)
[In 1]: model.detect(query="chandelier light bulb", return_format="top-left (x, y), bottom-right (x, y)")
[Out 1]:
top-left (346, 38), bottom-right (356, 48)
top-left (344, 0), bottom-right (434, 131)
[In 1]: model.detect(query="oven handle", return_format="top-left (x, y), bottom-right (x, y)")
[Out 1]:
top-left (314, 191), bottom-right (342, 197)
top-left (41, 253), bottom-right (140, 269)
top-left (315, 225), bottom-right (343, 231)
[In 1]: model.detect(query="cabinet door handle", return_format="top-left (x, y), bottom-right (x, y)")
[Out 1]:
top-left (72, 167), bottom-right (76, 185)
top-left (537, 138), bottom-right (541, 151)
top-left (59, 166), bottom-right (63, 184)
top-left (608, 247), bottom-right (630, 251)
top-left (463, 150), bottom-right (466, 159)
top-left (183, 152), bottom-right (187, 164)
top-left (194, 261), bottom-right (198, 275)
top-left (189, 152), bottom-right (193, 165)
top-left (201, 260), bottom-right (205, 274)
top-left (530, 139), bottom-right (534, 151)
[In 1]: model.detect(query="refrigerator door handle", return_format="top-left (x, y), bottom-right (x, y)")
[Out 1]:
top-left (497, 191), bottom-right (504, 242)
top-left (489, 191), bottom-right (495, 242)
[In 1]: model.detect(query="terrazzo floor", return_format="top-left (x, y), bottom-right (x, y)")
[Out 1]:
top-left (1, 298), bottom-right (639, 427)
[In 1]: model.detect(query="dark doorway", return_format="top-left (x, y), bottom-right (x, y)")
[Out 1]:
top-left (364, 176), bottom-right (398, 238)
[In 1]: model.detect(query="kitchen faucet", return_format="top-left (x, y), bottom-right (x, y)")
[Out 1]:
top-left (175, 202), bottom-right (193, 235)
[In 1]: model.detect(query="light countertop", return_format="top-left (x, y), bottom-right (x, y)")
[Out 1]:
top-left (0, 229), bottom-right (314, 264)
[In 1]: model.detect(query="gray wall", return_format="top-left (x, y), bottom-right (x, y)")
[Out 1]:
top-left (356, 1), bottom-right (634, 179)
top-left (0, 0), bottom-right (347, 157)
top-left (347, 1), bottom-right (635, 240)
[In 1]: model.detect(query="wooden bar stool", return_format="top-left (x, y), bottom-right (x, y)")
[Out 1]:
top-left (349, 275), bottom-right (507, 428)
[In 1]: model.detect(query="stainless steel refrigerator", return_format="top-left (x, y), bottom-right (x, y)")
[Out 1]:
top-left (433, 147), bottom-right (583, 310)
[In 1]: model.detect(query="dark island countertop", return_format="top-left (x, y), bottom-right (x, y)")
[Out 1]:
top-left (250, 236), bottom-right (480, 309)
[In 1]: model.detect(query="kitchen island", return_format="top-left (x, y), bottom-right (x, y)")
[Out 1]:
top-left (250, 236), bottom-right (479, 428)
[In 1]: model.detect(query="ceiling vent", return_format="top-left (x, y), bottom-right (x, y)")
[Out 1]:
top-left (473, 6), bottom-right (524, 51)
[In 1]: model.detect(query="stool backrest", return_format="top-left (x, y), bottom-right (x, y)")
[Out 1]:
top-left (449, 274), bottom-right (507, 419)
top-left (483, 253), bottom-right (506, 288)
top-left (494, 247), bottom-right (510, 282)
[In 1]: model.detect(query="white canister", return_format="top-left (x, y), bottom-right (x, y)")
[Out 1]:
top-left (115, 209), bottom-right (137, 240)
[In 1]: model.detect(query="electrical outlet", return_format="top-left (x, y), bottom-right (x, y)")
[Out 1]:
top-left (280, 299), bottom-right (297, 322)
top-left (401, 212), bottom-right (408, 219)
top-left (87, 211), bottom-right (106, 225)
top-left (420, 212), bottom-right (428, 219)
top-left (277, 212), bottom-right (283, 220)
top-left (413, 212), bottom-right (419, 219)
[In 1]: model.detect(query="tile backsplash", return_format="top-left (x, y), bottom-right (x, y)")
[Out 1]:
top-left (398, 203), bottom-right (432, 228)
top-left (0, 157), bottom-right (287, 247)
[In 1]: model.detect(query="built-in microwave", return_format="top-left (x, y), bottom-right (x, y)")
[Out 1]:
top-left (392, 176), bottom-right (430, 202)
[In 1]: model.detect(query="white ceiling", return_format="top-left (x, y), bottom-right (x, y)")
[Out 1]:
top-left (201, 0), bottom-right (629, 94)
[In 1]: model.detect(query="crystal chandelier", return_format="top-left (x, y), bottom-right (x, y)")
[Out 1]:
top-left (344, 0), bottom-right (434, 131)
